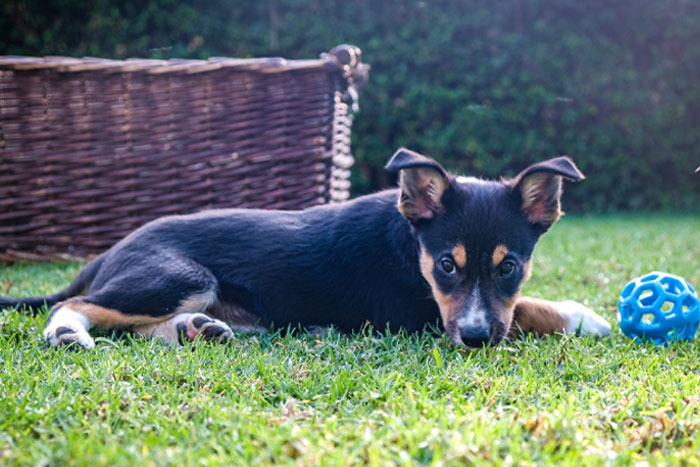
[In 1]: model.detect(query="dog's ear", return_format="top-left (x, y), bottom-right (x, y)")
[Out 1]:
top-left (385, 148), bottom-right (450, 222)
top-left (509, 156), bottom-right (584, 232)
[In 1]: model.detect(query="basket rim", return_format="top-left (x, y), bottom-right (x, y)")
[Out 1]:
top-left (0, 56), bottom-right (334, 74)
top-left (0, 44), bottom-right (365, 76)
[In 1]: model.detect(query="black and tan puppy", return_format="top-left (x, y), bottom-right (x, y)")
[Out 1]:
top-left (0, 149), bottom-right (610, 348)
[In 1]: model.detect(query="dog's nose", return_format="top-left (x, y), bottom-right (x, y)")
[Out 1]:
top-left (460, 327), bottom-right (490, 348)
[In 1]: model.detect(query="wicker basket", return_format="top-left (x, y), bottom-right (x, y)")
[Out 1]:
top-left (0, 45), bottom-right (369, 261)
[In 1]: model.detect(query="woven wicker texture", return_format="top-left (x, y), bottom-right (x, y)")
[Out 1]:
top-left (0, 45), bottom-right (368, 261)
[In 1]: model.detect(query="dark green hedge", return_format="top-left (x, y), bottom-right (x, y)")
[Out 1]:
top-left (2, 0), bottom-right (699, 210)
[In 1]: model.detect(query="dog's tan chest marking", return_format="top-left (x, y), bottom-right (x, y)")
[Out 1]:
top-left (510, 297), bottom-right (568, 336)
top-left (510, 297), bottom-right (611, 338)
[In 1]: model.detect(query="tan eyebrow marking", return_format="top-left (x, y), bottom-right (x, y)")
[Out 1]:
top-left (492, 244), bottom-right (509, 266)
top-left (452, 244), bottom-right (467, 268)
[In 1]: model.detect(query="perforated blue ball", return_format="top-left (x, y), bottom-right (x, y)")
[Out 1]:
top-left (618, 272), bottom-right (700, 345)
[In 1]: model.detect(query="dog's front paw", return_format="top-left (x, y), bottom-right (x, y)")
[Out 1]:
top-left (556, 300), bottom-right (611, 337)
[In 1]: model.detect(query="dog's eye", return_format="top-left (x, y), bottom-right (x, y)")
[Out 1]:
top-left (440, 258), bottom-right (456, 274)
top-left (499, 260), bottom-right (516, 277)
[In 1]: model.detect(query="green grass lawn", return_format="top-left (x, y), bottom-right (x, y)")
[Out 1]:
top-left (1, 214), bottom-right (699, 466)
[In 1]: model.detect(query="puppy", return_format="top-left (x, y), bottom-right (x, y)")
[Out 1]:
top-left (0, 149), bottom-right (610, 348)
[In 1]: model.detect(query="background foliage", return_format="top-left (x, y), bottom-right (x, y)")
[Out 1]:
top-left (2, 0), bottom-right (699, 211)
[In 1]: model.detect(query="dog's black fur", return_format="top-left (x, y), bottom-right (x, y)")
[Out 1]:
top-left (1, 148), bottom-right (591, 348)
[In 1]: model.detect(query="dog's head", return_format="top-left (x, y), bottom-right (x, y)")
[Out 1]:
top-left (386, 148), bottom-right (584, 347)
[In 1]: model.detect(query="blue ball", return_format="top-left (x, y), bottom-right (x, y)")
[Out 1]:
top-left (618, 272), bottom-right (700, 345)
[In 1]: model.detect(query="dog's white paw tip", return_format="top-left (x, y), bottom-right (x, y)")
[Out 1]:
top-left (558, 300), bottom-right (611, 337)
top-left (44, 325), bottom-right (95, 349)
top-left (42, 306), bottom-right (95, 349)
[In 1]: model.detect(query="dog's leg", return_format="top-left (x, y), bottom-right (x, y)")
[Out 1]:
top-left (43, 268), bottom-right (237, 349)
top-left (133, 313), bottom-right (233, 344)
top-left (44, 296), bottom-right (234, 348)
top-left (43, 296), bottom-right (193, 349)
top-left (510, 297), bottom-right (611, 337)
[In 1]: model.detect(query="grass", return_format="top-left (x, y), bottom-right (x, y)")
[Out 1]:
top-left (1, 214), bottom-right (699, 466)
